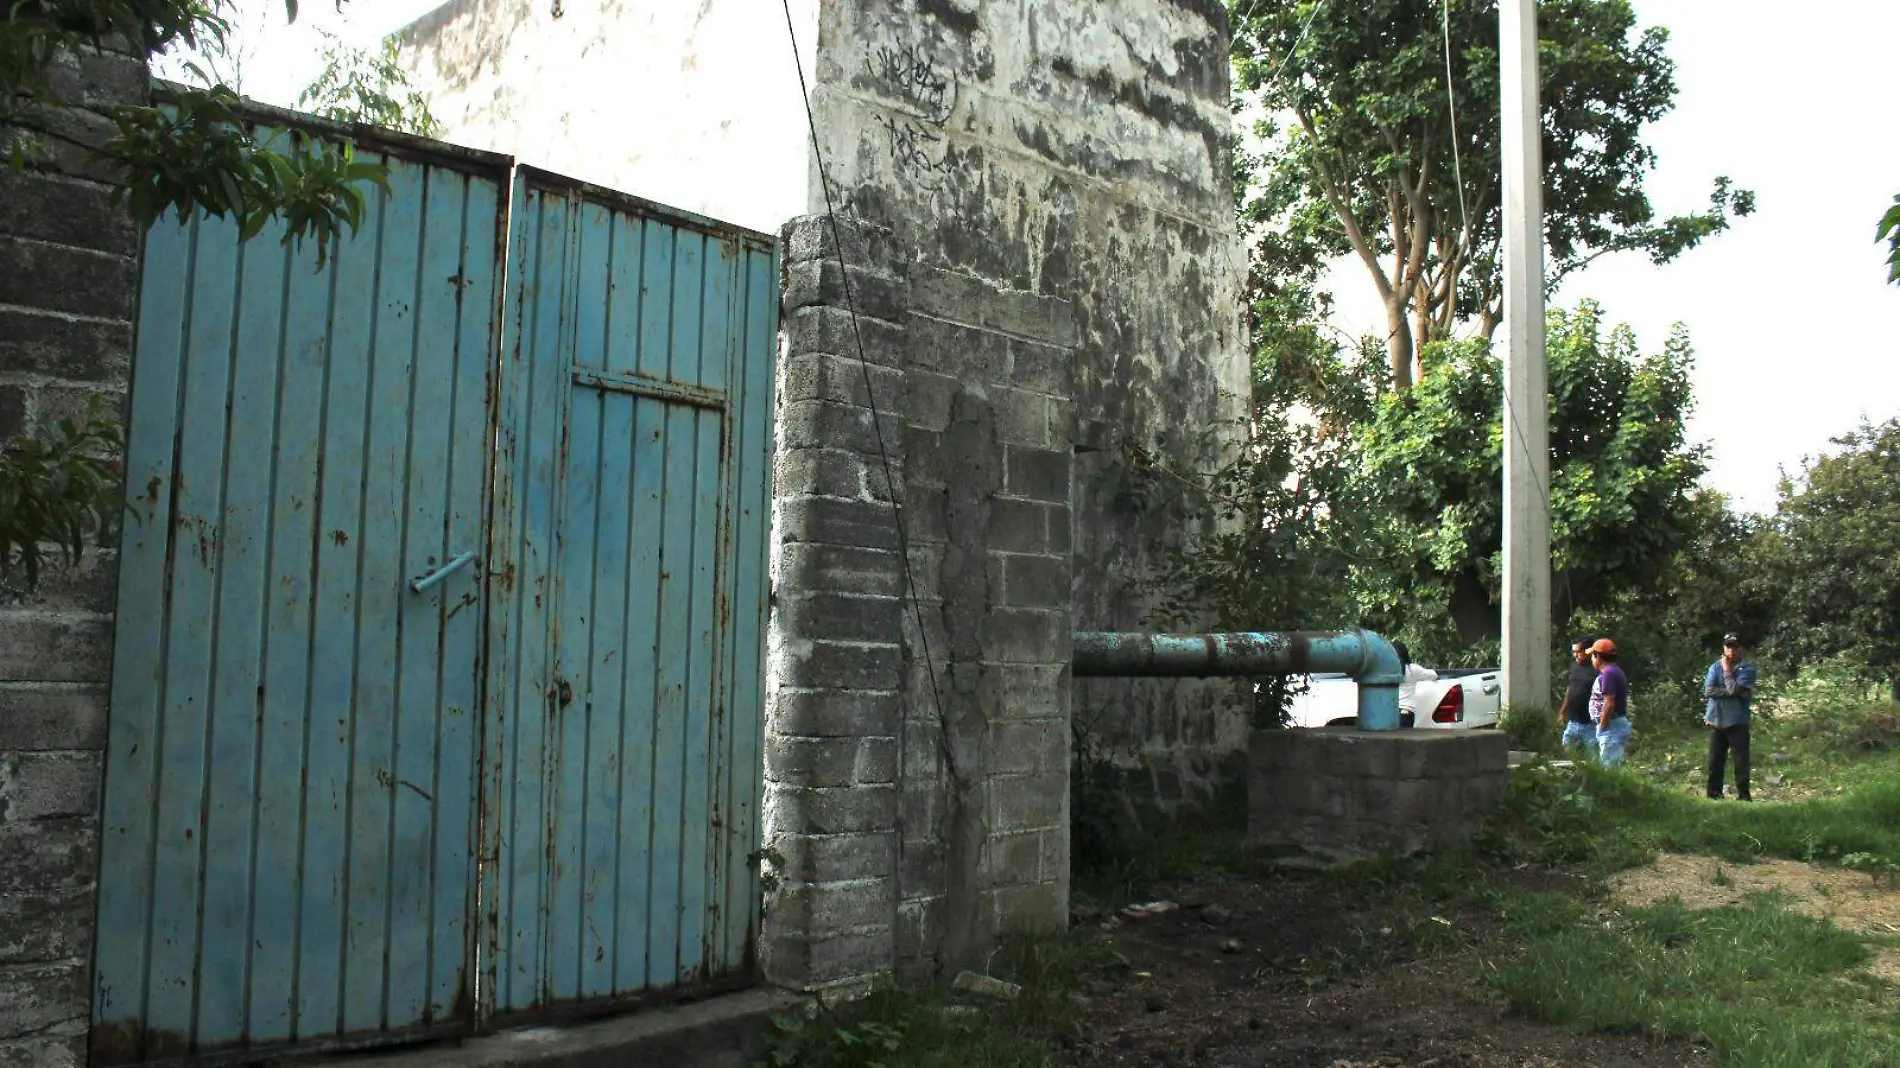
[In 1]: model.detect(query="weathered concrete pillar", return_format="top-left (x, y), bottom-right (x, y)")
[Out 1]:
top-left (0, 41), bottom-right (147, 1068)
top-left (762, 215), bottom-right (1076, 989)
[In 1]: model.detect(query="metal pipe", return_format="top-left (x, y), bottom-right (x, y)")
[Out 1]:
top-left (1072, 628), bottom-right (1405, 731)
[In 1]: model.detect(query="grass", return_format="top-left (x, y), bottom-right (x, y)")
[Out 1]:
top-left (1492, 895), bottom-right (1900, 1068)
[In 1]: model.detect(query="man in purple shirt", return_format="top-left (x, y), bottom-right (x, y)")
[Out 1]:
top-left (1587, 638), bottom-right (1631, 766)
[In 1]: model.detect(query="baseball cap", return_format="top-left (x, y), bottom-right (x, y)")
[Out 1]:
top-left (1723, 633), bottom-right (1743, 645)
top-left (1589, 638), bottom-right (1617, 656)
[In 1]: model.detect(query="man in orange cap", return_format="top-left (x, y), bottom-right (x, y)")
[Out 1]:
top-left (1586, 638), bottom-right (1630, 766)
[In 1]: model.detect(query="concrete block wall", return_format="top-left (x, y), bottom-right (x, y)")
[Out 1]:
top-left (763, 216), bottom-right (1074, 990)
top-left (1247, 731), bottom-right (1511, 866)
top-left (0, 41), bottom-right (146, 1068)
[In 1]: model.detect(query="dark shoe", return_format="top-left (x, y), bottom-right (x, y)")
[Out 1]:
top-left (1738, 795), bottom-right (1752, 802)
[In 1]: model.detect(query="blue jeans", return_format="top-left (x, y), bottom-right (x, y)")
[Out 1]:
top-left (1596, 717), bottom-right (1632, 767)
top-left (1561, 721), bottom-right (1595, 754)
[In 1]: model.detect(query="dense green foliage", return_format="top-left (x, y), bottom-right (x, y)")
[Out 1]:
top-left (0, 401), bottom-right (121, 587)
top-left (296, 32), bottom-right (439, 136)
top-left (1350, 303), bottom-right (1706, 655)
top-left (1230, 0), bottom-right (1752, 386)
top-left (1754, 419), bottom-right (1900, 696)
top-left (1879, 193), bottom-right (1900, 285)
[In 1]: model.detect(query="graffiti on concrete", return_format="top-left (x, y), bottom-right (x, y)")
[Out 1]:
top-left (869, 41), bottom-right (958, 189)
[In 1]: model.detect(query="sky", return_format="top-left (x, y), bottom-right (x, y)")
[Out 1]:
top-left (205, 0), bottom-right (1900, 516)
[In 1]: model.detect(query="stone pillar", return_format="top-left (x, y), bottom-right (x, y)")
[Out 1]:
top-left (762, 218), bottom-right (911, 990)
top-left (0, 42), bottom-right (146, 1068)
top-left (762, 215), bottom-right (1075, 989)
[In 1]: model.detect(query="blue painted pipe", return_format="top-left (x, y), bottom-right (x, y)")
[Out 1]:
top-left (1071, 629), bottom-right (1405, 731)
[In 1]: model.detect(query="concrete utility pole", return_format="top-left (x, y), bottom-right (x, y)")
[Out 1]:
top-left (1499, 0), bottom-right (1551, 715)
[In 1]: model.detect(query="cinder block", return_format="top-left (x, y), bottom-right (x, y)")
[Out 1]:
top-left (778, 400), bottom-right (907, 456)
top-left (985, 498), bottom-right (1060, 555)
top-left (986, 831), bottom-right (1041, 887)
top-left (0, 752), bottom-right (100, 822)
top-left (981, 663), bottom-right (1068, 722)
top-left (900, 840), bottom-right (945, 897)
top-left (770, 687), bottom-right (901, 739)
top-left (774, 638), bottom-right (903, 692)
top-left (777, 543), bottom-right (903, 600)
top-left (978, 289), bottom-right (1077, 348)
top-left (0, 239), bottom-right (136, 322)
top-left (907, 265), bottom-right (991, 321)
top-left (0, 688), bottom-right (107, 752)
top-left (904, 313), bottom-right (1007, 379)
top-left (1004, 447), bottom-right (1071, 504)
top-left (906, 370), bottom-right (961, 433)
top-left (0, 546), bottom-right (117, 618)
top-left (782, 215), bottom-right (901, 274)
top-left (902, 492), bottom-right (948, 545)
top-left (899, 787), bottom-right (944, 842)
top-left (765, 783), bottom-right (896, 836)
top-left (992, 388), bottom-right (1050, 449)
top-left (778, 494), bottom-right (901, 551)
top-left (1036, 826), bottom-right (1068, 885)
top-left (986, 721), bottom-right (1063, 776)
top-left (43, 46), bottom-right (149, 115)
top-left (988, 772), bottom-right (1064, 831)
top-left (0, 887), bottom-right (91, 965)
top-left (781, 352), bottom-right (905, 415)
top-left (775, 832), bottom-right (898, 883)
top-left (784, 306), bottom-right (906, 367)
top-left (978, 608), bottom-right (1065, 666)
top-left (0, 1034), bottom-right (83, 1068)
top-left (0, 172), bottom-right (137, 256)
top-left (0, 614), bottom-right (112, 684)
top-left (894, 896), bottom-right (944, 965)
top-left (766, 736), bottom-right (883, 788)
top-left (0, 308), bottom-right (130, 384)
top-left (775, 591), bottom-right (903, 645)
top-left (782, 257), bottom-right (907, 324)
top-left (901, 722), bottom-right (943, 780)
top-left (988, 881), bottom-right (1066, 934)
top-left (769, 878), bottom-right (896, 938)
top-left (764, 926), bottom-right (894, 988)
top-left (0, 961), bottom-right (86, 1045)
top-left (1008, 338), bottom-right (1074, 396)
top-left (993, 552), bottom-right (1070, 609)
top-left (2, 105), bottom-right (123, 184)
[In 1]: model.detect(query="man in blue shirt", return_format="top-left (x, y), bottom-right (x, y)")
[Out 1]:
top-left (1704, 632), bottom-right (1758, 800)
top-left (1587, 638), bottom-right (1630, 766)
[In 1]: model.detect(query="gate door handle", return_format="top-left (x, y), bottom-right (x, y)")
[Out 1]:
top-left (410, 551), bottom-right (478, 594)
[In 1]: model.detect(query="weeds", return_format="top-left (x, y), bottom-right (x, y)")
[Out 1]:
top-left (755, 933), bottom-right (1113, 1068)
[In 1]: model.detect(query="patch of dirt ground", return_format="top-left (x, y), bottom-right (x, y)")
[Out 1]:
top-left (1067, 867), bottom-right (1712, 1068)
top-left (1608, 852), bottom-right (1900, 983)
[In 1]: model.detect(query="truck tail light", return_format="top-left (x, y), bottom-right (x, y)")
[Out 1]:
top-left (1432, 686), bottom-right (1464, 723)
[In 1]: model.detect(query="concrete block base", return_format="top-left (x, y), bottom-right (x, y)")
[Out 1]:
top-left (1248, 729), bottom-right (1510, 866)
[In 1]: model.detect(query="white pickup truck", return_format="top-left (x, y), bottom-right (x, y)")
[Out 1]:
top-left (1286, 668), bottom-right (1502, 730)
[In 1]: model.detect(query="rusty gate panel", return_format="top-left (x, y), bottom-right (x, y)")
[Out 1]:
top-left (483, 168), bottom-right (776, 1018)
top-left (94, 127), bottom-right (509, 1064)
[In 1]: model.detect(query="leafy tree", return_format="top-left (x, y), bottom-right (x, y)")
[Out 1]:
top-left (1879, 194), bottom-right (1900, 286)
top-left (0, 402), bottom-right (122, 587)
top-left (1757, 418), bottom-right (1900, 699)
top-left (3, 1), bottom-right (435, 590)
top-left (296, 31), bottom-right (438, 136)
top-left (5, 1), bottom-right (390, 259)
top-left (1346, 302), bottom-right (1707, 659)
top-left (1231, 0), bottom-right (1753, 388)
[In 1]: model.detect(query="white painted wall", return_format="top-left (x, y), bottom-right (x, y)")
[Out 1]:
top-left (397, 0), bottom-right (821, 236)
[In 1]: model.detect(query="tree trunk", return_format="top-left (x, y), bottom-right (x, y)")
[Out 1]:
top-left (1386, 298), bottom-right (1415, 389)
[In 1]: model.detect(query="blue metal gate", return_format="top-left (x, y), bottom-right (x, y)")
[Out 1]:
top-left (96, 128), bottom-right (775, 1065)
top-left (483, 170), bottom-right (776, 1018)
